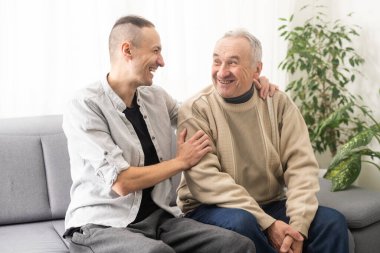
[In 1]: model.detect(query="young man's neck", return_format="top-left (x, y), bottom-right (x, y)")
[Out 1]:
top-left (107, 71), bottom-right (137, 108)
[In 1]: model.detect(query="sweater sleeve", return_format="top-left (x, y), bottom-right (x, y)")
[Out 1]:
top-left (176, 101), bottom-right (276, 231)
top-left (279, 98), bottom-right (320, 237)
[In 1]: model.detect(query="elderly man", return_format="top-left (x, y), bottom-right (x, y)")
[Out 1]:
top-left (177, 29), bottom-right (349, 253)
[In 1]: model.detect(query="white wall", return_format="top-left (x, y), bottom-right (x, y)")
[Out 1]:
top-left (346, 0), bottom-right (380, 190)
top-left (0, 0), bottom-right (292, 118)
top-left (0, 0), bottom-right (379, 189)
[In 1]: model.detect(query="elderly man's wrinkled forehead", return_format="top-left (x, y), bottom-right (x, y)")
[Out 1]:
top-left (213, 36), bottom-right (253, 63)
top-left (214, 30), bottom-right (262, 64)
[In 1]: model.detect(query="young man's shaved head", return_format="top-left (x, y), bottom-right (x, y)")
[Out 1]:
top-left (108, 15), bottom-right (155, 62)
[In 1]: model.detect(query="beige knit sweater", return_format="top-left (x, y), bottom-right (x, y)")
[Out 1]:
top-left (176, 85), bottom-right (319, 237)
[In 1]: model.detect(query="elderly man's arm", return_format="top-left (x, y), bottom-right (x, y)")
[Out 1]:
top-left (280, 96), bottom-right (320, 238)
top-left (176, 112), bottom-right (276, 231)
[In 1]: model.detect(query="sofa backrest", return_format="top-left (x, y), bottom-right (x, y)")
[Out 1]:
top-left (0, 115), bottom-right (71, 225)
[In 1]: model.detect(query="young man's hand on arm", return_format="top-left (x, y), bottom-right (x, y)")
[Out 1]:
top-left (112, 129), bottom-right (211, 196)
top-left (253, 76), bottom-right (279, 99)
top-left (175, 128), bottom-right (211, 169)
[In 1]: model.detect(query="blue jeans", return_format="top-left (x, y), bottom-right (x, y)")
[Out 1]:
top-left (187, 200), bottom-right (348, 253)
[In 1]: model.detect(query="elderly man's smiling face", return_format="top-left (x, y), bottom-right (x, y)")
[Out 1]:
top-left (211, 36), bottom-right (261, 98)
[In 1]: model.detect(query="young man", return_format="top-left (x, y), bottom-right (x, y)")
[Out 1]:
top-left (177, 29), bottom-right (349, 253)
top-left (62, 15), bottom-right (277, 253)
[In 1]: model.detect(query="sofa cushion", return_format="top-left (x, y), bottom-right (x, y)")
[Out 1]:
top-left (0, 115), bottom-right (64, 136)
top-left (317, 178), bottom-right (380, 228)
top-left (42, 133), bottom-right (71, 219)
top-left (351, 220), bottom-right (380, 253)
top-left (0, 135), bottom-right (51, 225)
top-left (52, 219), bottom-right (69, 248)
top-left (0, 220), bottom-right (68, 253)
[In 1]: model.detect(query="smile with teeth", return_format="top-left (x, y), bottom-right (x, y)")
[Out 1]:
top-left (149, 67), bottom-right (156, 74)
top-left (218, 79), bottom-right (234, 84)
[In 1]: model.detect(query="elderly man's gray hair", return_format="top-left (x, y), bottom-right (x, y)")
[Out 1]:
top-left (222, 29), bottom-right (262, 64)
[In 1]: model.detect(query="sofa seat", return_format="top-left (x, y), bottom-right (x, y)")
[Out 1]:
top-left (0, 220), bottom-right (68, 252)
top-left (317, 178), bottom-right (380, 253)
top-left (0, 115), bottom-right (71, 253)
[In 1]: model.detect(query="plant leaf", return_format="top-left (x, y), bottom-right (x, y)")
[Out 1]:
top-left (277, 3), bottom-right (375, 161)
top-left (325, 155), bottom-right (361, 191)
top-left (312, 103), bottom-right (353, 140)
top-left (328, 124), bottom-right (380, 169)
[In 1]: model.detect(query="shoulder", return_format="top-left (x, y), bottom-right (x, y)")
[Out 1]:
top-left (267, 90), bottom-right (305, 125)
top-left (270, 90), bottom-right (298, 111)
top-left (63, 81), bottom-right (108, 131)
top-left (271, 90), bottom-right (292, 103)
top-left (178, 85), bottom-right (216, 124)
top-left (67, 81), bottom-right (105, 109)
top-left (180, 85), bottom-right (215, 112)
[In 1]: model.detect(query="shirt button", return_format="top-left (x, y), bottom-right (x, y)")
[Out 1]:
top-left (152, 136), bottom-right (155, 140)
top-left (143, 115), bottom-right (147, 119)
top-left (159, 157), bottom-right (163, 161)
top-left (104, 151), bottom-right (108, 155)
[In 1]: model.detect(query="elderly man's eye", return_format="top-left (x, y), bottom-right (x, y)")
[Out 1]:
top-left (213, 59), bottom-right (221, 66)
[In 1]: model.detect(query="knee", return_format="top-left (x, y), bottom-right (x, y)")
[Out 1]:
top-left (227, 233), bottom-right (256, 253)
top-left (317, 207), bottom-right (348, 235)
top-left (213, 228), bottom-right (256, 253)
top-left (224, 209), bottom-right (260, 235)
top-left (328, 208), bottom-right (347, 228)
top-left (150, 242), bottom-right (175, 253)
top-left (330, 210), bottom-right (348, 235)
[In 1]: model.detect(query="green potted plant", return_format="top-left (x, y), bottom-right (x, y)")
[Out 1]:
top-left (278, 4), bottom-right (380, 191)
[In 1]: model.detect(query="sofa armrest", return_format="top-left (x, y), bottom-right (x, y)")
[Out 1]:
top-left (317, 178), bottom-right (380, 229)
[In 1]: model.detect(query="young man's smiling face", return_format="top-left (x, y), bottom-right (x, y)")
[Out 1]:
top-left (130, 27), bottom-right (165, 86)
top-left (212, 36), bottom-right (261, 99)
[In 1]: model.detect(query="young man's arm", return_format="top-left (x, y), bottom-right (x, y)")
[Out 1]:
top-left (112, 129), bottom-right (211, 196)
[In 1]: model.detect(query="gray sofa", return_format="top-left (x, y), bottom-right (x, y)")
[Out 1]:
top-left (0, 115), bottom-right (379, 253)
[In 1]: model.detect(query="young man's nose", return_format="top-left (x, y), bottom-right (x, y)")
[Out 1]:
top-left (157, 54), bottom-right (165, 67)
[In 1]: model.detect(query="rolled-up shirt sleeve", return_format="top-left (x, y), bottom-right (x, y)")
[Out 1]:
top-left (95, 146), bottom-right (129, 186)
top-left (63, 97), bottom-right (130, 188)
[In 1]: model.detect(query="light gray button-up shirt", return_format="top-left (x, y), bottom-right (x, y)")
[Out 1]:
top-left (63, 75), bottom-right (182, 230)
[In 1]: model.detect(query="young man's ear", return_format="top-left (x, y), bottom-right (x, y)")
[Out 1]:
top-left (253, 62), bottom-right (263, 80)
top-left (121, 42), bottom-right (132, 58)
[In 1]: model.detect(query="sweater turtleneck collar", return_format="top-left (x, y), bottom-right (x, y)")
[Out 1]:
top-left (214, 84), bottom-right (259, 113)
top-left (223, 84), bottom-right (254, 104)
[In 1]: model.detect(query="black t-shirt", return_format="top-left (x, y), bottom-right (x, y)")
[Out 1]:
top-left (123, 95), bottom-right (160, 223)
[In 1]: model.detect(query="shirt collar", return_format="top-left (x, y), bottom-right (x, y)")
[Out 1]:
top-left (101, 73), bottom-right (127, 112)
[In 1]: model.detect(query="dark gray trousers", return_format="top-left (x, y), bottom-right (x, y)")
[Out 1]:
top-left (66, 209), bottom-right (255, 253)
